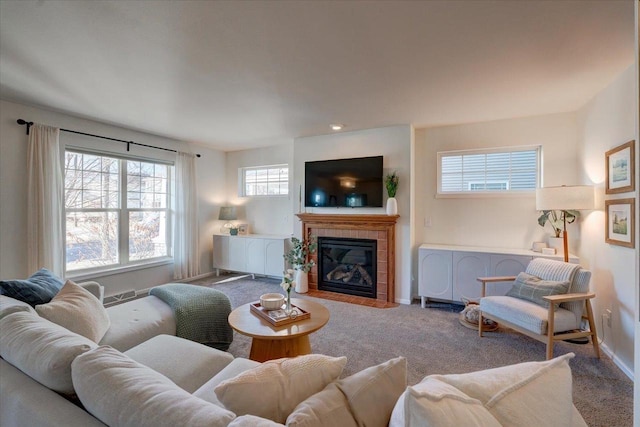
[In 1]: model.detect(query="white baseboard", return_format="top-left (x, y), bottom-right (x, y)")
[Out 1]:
top-left (599, 341), bottom-right (634, 380)
top-left (172, 272), bottom-right (216, 282)
top-left (396, 298), bottom-right (412, 305)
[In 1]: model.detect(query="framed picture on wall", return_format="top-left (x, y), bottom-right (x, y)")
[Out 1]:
top-left (605, 140), bottom-right (635, 194)
top-left (237, 224), bottom-right (250, 235)
top-left (605, 198), bottom-right (635, 248)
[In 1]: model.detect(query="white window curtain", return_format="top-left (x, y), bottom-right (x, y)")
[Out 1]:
top-left (173, 152), bottom-right (200, 279)
top-left (27, 124), bottom-right (64, 276)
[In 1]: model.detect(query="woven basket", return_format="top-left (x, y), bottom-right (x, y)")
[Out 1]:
top-left (458, 301), bottom-right (498, 332)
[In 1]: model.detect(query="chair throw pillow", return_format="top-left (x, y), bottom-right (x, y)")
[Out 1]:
top-left (214, 354), bottom-right (347, 423)
top-left (0, 268), bottom-right (64, 307)
top-left (36, 280), bottom-right (111, 343)
top-left (506, 272), bottom-right (570, 310)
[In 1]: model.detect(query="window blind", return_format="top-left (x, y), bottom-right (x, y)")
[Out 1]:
top-left (438, 147), bottom-right (540, 194)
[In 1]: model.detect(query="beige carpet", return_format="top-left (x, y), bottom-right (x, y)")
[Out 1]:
top-left (193, 275), bottom-right (633, 427)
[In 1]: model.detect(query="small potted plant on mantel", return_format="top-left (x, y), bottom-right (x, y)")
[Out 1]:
top-left (283, 236), bottom-right (317, 294)
top-left (385, 171), bottom-right (399, 215)
top-left (537, 209), bottom-right (579, 254)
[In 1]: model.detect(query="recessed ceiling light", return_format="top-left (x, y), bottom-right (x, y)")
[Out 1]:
top-left (330, 124), bottom-right (344, 131)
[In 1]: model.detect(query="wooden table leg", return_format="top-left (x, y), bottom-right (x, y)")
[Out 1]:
top-left (249, 335), bottom-right (312, 362)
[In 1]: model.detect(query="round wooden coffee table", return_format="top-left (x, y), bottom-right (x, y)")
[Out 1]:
top-left (228, 298), bottom-right (330, 362)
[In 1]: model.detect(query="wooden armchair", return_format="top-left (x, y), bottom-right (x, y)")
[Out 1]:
top-left (477, 258), bottom-right (600, 360)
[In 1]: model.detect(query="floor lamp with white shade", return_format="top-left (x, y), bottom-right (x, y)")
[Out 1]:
top-left (535, 185), bottom-right (595, 262)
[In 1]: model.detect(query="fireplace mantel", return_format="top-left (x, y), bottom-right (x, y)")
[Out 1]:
top-left (296, 213), bottom-right (399, 303)
top-left (296, 213), bottom-right (399, 227)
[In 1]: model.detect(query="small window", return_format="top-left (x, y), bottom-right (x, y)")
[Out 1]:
top-left (240, 165), bottom-right (289, 197)
top-left (437, 146), bottom-right (540, 195)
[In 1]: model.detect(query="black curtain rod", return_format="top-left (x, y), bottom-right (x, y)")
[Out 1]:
top-left (16, 119), bottom-right (200, 158)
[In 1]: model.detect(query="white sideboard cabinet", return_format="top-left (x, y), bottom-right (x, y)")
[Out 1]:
top-left (418, 244), bottom-right (578, 307)
top-left (213, 234), bottom-right (289, 277)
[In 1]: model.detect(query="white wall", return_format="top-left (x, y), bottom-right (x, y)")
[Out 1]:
top-left (576, 65), bottom-right (637, 377)
top-left (293, 125), bottom-right (413, 304)
top-left (224, 144), bottom-right (294, 236)
top-left (635, 5), bottom-right (639, 424)
top-left (414, 112), bottom-right (580, 250)
top-left (0, 100), bottom-right (226, 296)
top-left (194, 144), bottom-right (228, 274)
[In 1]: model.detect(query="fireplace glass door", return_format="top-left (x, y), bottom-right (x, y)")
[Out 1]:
top-left (317, 237), bottom-right (377, 298)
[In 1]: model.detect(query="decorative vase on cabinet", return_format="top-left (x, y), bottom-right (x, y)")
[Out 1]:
top-left (295, 270), bottom-right (309, 294)
top-left (547, 237), bottom-right (564, 255)
top-left (386, 197), bottom-right (398, 215)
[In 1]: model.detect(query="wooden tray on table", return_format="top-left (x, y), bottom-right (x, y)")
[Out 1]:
top-left (250, 301), bottom-right (311, 326)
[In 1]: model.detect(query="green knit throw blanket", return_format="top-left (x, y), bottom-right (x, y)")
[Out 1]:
top-left (150, 284), bottom-right (233, 351)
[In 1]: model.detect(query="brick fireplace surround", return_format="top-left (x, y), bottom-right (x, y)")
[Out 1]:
top-left (296, 213), bottom-right (399, 305)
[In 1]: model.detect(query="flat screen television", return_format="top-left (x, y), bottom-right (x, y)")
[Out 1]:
top-left (305, 156), bottom-right (383, 208)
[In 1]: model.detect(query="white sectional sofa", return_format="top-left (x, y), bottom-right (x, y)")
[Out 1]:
top-left (0, 282), bottom-right (179, 427)
top-left (0, 284), bottom-right (590, 427)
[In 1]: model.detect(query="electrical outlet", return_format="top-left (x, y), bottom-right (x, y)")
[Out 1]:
top-left (424, 217), bottom-right (432, 227)
top-left (605, 309), bottom-right (612, 327)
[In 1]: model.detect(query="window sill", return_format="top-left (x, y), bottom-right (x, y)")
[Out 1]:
top-left (435, 191), bottom-right (535, 199)
top-left (66, 258), bottom-right (173, 282)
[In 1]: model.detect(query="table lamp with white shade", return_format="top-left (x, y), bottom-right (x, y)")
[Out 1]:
top-left (535, 185), bottom-right (594, 262)
top-left (218, 206), bottom-right (237, 233)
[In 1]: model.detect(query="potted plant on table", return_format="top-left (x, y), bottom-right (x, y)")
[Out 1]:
top-left (283, 235), bottom-right (317, 294)
top-left (537, 210), bottom-right (579, 253)
top-left (385, 171), bottom-right (399, 215)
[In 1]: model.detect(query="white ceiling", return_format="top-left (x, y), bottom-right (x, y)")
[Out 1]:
top-left (0, 1), bottom-right (634, 152)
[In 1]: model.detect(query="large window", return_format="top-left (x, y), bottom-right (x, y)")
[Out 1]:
top-left (437, 146), bottom-right (541, 195)
top-left (64, 150), bottom-right (172, 273)
top-left (240, 164), bottom-right (289, 196)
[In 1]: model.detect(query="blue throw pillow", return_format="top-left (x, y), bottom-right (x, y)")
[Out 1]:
top-left (0, 269), bottom-right (64, 307)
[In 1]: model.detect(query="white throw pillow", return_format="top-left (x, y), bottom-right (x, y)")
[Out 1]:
top-left (214, 354), bottom-right (347, 423)
top-left (0, 311), bottom-right (97, 394)
top-left (228, 415), bottom-right (285, 426)
top-left (430, 353), bottom-right (576, 427)
top-left (286, 382), bottom-right (358, 427)
top-left (389, 378), bottom-right (501, 427)
top-left (335, 356), bottom-right (407, 427)
top-left (0, 295), bottom-right (36, 320)
top-left (36, 280), bottom-right (110, 343)
top-left (72, 346), bottom-right (235, 427)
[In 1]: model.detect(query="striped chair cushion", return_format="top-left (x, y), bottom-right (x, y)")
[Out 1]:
top-left (480, 296), bottom-right (579, 335)
top-left (526, 258), bottom-right (589, 324)
top-left (526, 258), bottom-right (580, 284)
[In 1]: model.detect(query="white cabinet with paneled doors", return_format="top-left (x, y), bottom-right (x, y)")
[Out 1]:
top-left (213, 234), bottom-right (289, 278)
top-left (418, 244), bottom-right (579, 307)
top-left (418, 250), bottom-right (453, 303)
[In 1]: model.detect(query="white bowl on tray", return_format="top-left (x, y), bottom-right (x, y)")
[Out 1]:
top-left (260, 293), bottom-right (285, 311)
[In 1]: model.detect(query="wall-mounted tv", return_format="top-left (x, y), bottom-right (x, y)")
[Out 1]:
top-left (305, 156), bottom-right (383, 208)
